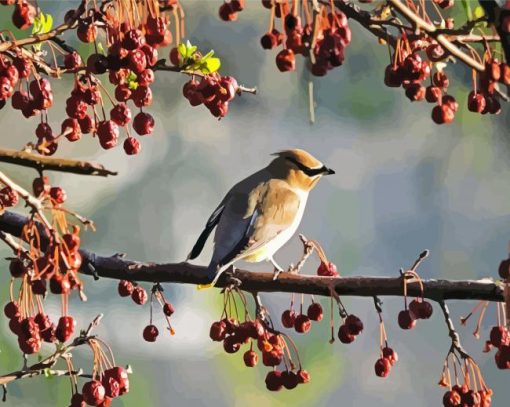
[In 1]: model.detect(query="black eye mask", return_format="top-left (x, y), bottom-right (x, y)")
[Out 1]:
top-left (285, 157), bottom-right (335, 176)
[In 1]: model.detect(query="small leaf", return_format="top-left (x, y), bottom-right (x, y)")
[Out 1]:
top-left (43, 13), bottom-right (53, 33)
top-left (461, 0), bottom-right (473, 21)
top-left (96, 42), bottom-right (105, 55)
top-left (202, 57), bottom-right (221, 74)
top-left (201, 50), bottom-right (215, 61)
top-left (177, 43), bottom-right (187, 59)
top-left (128, 80), bottom-right (139, 90)
top-left (43, 368), bottom-right (54, 379)
top-left (473, 6), bottom-right (485, 20)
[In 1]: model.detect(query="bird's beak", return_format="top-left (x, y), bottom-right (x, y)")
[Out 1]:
top-left (323, 167), bottom-right (335, 175)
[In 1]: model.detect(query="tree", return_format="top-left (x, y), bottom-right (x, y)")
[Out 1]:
top-left (0, 0), bottom-right (509, 406)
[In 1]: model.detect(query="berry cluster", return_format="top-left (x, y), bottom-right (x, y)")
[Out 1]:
top-left (218, 0), bottom-right (245, 21)
top-left (71, 339), bottom-right (130, 407)
top-left (375, 346), bottom-right (398, 378)
top-left (262, 1), bottom-right (351, 76)
top-left (209, 287), bottom-right (310, 391)
top-left (281, 298), bottom-right (323, 334)
top-left (397, 269), bottom-right (433, 329)
top-left (489, 325), bottom-right (510, 369)
top-left (2, 175), bottom-right (90, 356)
top-left (0, 0), bottom-right (36, 30)
top-left (0, 185), bottom-right (19, 211)
top-left (181, 74), bottom-right (239, 118)
top-left (337, 314), bottom-right (363, 344)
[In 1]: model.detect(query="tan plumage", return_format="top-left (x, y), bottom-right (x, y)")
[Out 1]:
top-left (188, 149), bottom-right (334, 287)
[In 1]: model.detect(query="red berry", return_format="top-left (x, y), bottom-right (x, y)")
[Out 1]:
top-left (374, 357), bottom-right (391, 377)
top-left (297, 369), bottom-right (310, 384)
top-left (281, 370), bottom-right (299, 390)
top-left (169, 47), bottom-right (182, 66)
top-left (443, 390), bottom-right (462, 406)
top-left (35, 122), bottom-right (53, 140)
top-left (118, 280), bottom-right (134, 297)
top-left (64, 51), bottom-right (83, 70)
top-left (9, 258), bottom-right (26, 278)
top-left (467, 91), bottom-right (486, 113)
top-left (490, 326), bottom-right (510, 348)
top-left (265, 370), bottom-right (283, 391)
top-left (281, 309), bottom-right (296, 328)
top-left (338, 324), bottom-right (355, 343)
top-left (4, 301), bottom-right (19, 319)
top-left (345, 314), bottom-right (363, 335)
top-left (209, 321), bottom-right (227, 342)
top-left (128, 49), bottom-right (147, 73)
top-left (223, 335), bottom-right (241, 353)
top-left (32, 176), bottom-right (50, 197)
top-left (101, 375), bottom-right (120, 399)
top-left (163, 302), bottom-right (175, 316)
top-left (294, 314), bottom-right (311, 333)
top-left (499, 259), bottom-right (510, 279)
top-left (243, 350), bottom-right (258, 367)
top-left (425, 86), bottom-right (442, 103)
top-left (133, 112), bottom-right (155, 136)
top-left (143, 324), bottom-right (159, 342)
top-left (317, 261), bottom-right (338, 276)
top-left (50, 186), bottom-right (67, 204)
top-left (398, 310), bottom-right (416, 330)
top-left (275, 49), bottom-right (295, 72)
top-left (123, 29), bottom-right (145, 50)
top-left (431, 104), bottom-right (455, 125)
top-left (97, 120), bottom-right (119, 150)
top-left (260, 32), bottom-right (277, 49)
top-left (31, 279), bottom-right (47, 295)
top-left (77, 22), bottom-right (97, 43)
top-left (132, 85), bottom-right (153, 107)
top-left (219, 3), bottom-right (237, 21)
top-left (110, 103), bottom-right (132, 126)
top-left (307, 302), bottom-right (323, 321)
top-left (12, 1), bottom-right (36, 30)
top-left (56, 316), bottom-right (76, 342)
top-left (82, 380), bottom-right (105, 406)
top-left (138, 69), bottom-right (155, 86)
top-left (131, 286), bottom-right (147, 305)
top-left (61, 118), bottom-right (81, 141)
top-left (123, 137), bottom-right (141, 155)
top-left (103, 367), bottom-right (129, 395)
top-left (115, 84), bottom-right (132, 102)
top-left (382, 346), bottom-right (398, 365)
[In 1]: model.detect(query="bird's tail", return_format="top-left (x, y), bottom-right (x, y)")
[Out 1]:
top-left (197, 261), bottom-right (230, 290)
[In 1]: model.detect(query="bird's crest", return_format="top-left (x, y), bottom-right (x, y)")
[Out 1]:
top-left (271, 149), bottom-right (323, 169)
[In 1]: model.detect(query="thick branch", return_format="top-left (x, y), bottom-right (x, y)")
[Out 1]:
top-left (0, 211), bottom-right (504, 302)
top-left (0, 148), bottom-right (117, 177)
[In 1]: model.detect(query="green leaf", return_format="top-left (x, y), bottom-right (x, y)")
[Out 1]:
top-left (461, 0), bottom-right (473, 21)
top-left (201, 50), bottom-right (215, 60)
top-left (31, 12), bottom-right (54, 51)
top-left (202, 57), bottom-right (221, 74)
top-left (177, 43), bottom-right (187, 59)
top-left (473, 6), bottom-right (485, 20)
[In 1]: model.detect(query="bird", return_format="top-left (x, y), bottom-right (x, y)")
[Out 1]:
top-left (187, 149), bottom-right (335, 288)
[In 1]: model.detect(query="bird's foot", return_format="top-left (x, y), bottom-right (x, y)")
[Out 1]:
top-left (271, 258), bottom-right (285, 280)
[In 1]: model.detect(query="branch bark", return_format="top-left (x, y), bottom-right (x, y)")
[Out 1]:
top-left (0, 211), bottom-right (504, 302)
top-left (0, 148), bottom-right (117, 177)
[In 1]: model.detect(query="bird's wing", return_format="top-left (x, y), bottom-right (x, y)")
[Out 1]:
top-left (187, 202), bottom-right (226, 260)
top-left (212, 179), bottom-right (301, 268)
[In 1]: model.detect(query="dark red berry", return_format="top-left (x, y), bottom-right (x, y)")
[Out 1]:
top-left (243, 350), bottom-right (258, 367)
top-left (143, 324), bottom-right (159, 342)
top-left (131, 286), bottom-right (147, 305)
top-left (82, 380), bottom-right (105, 406)
top-left (374, 357), bottom-right (391, 377)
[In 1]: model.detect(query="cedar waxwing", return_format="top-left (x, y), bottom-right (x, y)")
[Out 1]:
top-left (188, 149), bottom-right (335, 288)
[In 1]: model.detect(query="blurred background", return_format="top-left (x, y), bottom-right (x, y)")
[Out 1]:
top-left (1, 1), bottom-right (510, 406)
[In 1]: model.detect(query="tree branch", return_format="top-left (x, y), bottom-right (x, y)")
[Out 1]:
top-left (0, 314), bottom-right (103, 387)
top-left (0, 148), bottom-right (117, 177)
top-left (0, 211), bottom-right (504, 302)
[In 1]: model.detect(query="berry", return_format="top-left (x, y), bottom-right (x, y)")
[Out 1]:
top-left (338, 324), bottom-right (355, 343)
top-left (382, 347), bottom-right (398, 365)
top-left (467, 91), bottom-right (486, 113)
top-left (499, 259), bottom-right (510, 279)
top-left (317, 261), bottom-right (338, 276)
top-left (281, 371), bottom-right (299, 390)
top-left (265, 370), bottom-right (283, 391)
top-left (131, 286), bottom-right (147, 305)
top-left (374, 357), bottom-right (391, 377)
top-left (123, 137), bottom-right (141, 155)
top-left (281, 309), bottom-right (296, 328)
top-left (82, 380), bottom-right (105, 406)
top-left (260, 32), bottom-right (277, 49)
top-left (243, 350), bottom-right (258, 367)
top-left (307, 302), bottom-right (323, 321)
top-left (118, 280), bottom-right (134, 297)
top-left (61, 118), bottom-right (81, 141)
top-left (97, 120), bottom-right (119, 150)
top-left (4, 301), bottom-right (19, 319)
top-left (56, 316), bottom-right (76, 342)
top-left (143, 324), bottom-right (159, 342)
top-left (223, 335), bottom-right (241, 353)
top-left (77, 22), bottom-right (97, 43)
top-left (297, 369), bottom-right (310, 384)
top-left (345, 314), bottom-right (363, 335)
top-left (276, 49), bottom-right (296, 72)
top-left (398, 310), bottom-right (416, 330)
top-left (294, 314), bottom-right (311, 333)
top-left (101, 375), bottom-right (120, 399)
top-left (50, 187), bottom-right (67, 204)
top-left (133, 112), bottom-right (155, 135)
top-left (110, 103), bottom-right (132, 126)
top-left (431, 104), bottom-right (454, 125)
top-left (9, 258), bottom-right (26, 278)
top-left (64, 51), bottom-right (83, 69)
top-left (163, 302), bottom-right (175, 316)
top-left (103, 367), bottom-right (129, 395)
top-left (490, 326), bottom-right (510, 348)
top-left (425, 86), bottom-right (442, 103)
